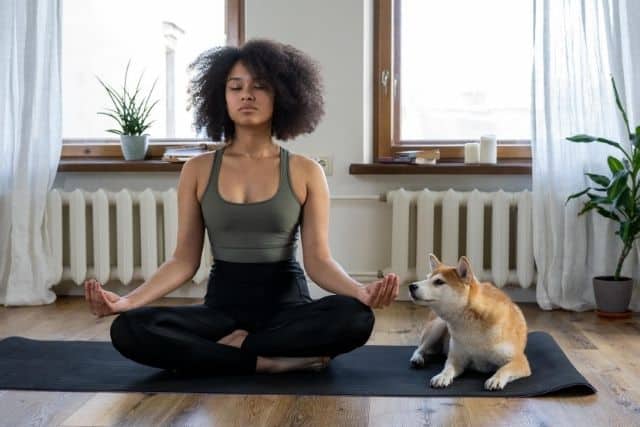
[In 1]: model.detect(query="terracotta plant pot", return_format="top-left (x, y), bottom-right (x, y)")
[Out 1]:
top-left (593, 276), bottom-right (633, 318)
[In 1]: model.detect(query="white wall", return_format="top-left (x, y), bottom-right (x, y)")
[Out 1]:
top-left (53, 0), bottom-right (533, 301)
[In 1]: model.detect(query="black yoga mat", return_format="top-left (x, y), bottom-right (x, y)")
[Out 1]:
top-left (0, 331), bottom-right (594, 397)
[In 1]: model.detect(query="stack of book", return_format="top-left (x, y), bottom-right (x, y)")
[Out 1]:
top-left (161, 143), bottom-right (219, 162)
top-left (378, 149), bottom-right (440, 165)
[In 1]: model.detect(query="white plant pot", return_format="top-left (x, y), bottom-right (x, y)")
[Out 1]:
top-left (120, 134), bottom-right (149, 160)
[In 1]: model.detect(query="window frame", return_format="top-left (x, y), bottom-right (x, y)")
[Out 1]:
top-left (61, 0), bottom-right (244, 159)
top-left (373, 0), bottom-right (531, 162)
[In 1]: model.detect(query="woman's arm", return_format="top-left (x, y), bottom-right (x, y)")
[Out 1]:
top-left (299, 158), bottom-right (399, 308)
top-left (85, 155), bottom-right (207, 316)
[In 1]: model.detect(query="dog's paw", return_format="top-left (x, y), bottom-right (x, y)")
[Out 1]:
top-left (484, 373), bottom-right (509, 390)
top-left (430, 372), bottom-right (453, 388)
top-left (410, 350), bottom-right (425, 368)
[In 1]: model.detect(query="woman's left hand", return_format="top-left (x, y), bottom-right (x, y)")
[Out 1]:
top-left (357, 273), bottom-right (400, 308)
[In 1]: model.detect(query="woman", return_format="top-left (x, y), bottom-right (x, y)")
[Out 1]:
top-left (84, 39), bottom-right (399, 375)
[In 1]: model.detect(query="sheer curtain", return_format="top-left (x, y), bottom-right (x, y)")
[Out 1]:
top-left (532, 0), bottom-right (640, 311)
top-left (0, 0), bottom-right (62, 305)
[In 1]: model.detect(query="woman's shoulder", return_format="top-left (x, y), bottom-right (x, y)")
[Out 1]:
top-left (287, 151), bottom-right (326, 193)
top-left (181, 151), bottom-right (214, 174)
top-left (288, 151), bottom-right (323, 175)
top-left (192, 149), bottom-right (217, 163)
top-left (181, 150), bottom-right (217, 187)
top-left (182, 151), bottom-right (220, 203)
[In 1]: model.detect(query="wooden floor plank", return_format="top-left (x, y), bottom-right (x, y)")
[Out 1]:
top-left (0, 297), bottom-right (638, 427)
top-left (165, 394), bottom-right (297, 427)
top-left (368, 397), bottom-right (473, 427)
top-left (61, 393), bottom-right (147, 426)
top-left (0, 391), bottom-right (93, 427)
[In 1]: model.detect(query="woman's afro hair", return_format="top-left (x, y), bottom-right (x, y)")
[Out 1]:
top-left (187, 39), bottom-right (325, 141)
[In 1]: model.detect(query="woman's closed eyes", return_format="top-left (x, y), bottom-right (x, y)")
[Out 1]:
top-left (228, 82), bottom-right (267, 91)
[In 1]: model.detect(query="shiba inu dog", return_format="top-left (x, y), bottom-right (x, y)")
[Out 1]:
top-left (408, 254), bottom-right (531, 390)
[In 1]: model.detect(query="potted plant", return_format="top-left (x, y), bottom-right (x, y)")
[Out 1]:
top-left (566, 77), bottom-right (639, 318)
top-left (96, 61), bottom-right (158, 160)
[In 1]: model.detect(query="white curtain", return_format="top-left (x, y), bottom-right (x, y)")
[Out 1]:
top-left (533, 0), bottom-right (640, 311)
top-left (0, 0), bottom-right (62, 305)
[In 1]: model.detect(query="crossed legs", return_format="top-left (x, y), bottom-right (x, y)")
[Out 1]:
top-left (110, 295), bottom-right (374, 375)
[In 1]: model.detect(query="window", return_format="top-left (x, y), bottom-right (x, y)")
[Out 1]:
top-left (61, 0), bottom-right (243, 149)
top-left (374, 0), bottom-right (532, 161)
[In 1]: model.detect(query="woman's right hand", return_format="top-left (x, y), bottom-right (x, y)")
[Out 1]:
top-left (357, 273), bottom-right (400, 309)
top-left (84, 278), bottom-right (133, 317)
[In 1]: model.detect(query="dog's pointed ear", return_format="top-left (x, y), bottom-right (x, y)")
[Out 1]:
top-left (456, 256), bottom-right (473, 282)
top-left (428, 253), bottom-right (441, 272)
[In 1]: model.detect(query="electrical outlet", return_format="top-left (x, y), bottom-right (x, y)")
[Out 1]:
top-left (313, 155), bottom-right (333, 176)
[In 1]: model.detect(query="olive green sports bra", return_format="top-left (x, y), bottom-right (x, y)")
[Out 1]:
top-left (200, 145), bottom-right (303, 263)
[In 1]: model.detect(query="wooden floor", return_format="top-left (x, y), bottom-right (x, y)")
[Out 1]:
top-left (0, 297), bottom-right (638, 427)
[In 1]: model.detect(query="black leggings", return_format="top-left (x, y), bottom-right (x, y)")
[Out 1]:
top-left (109, 258), bottom-right (375, 374)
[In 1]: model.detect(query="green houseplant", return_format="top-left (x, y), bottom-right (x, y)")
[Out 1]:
top-left (566, 77), bottom-right (639, 317)
top-left (96, 61), bottom-right (158, 160)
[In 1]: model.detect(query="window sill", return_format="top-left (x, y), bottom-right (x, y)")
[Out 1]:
top-left (57, 158), bottom-right (185, 172)
top-left (349, 160), bottom-right (532, 175)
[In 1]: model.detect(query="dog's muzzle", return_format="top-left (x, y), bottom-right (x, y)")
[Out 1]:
top-left (408, 283), bottom-right (418, 297)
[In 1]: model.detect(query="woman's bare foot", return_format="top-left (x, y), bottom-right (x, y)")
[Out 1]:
top-left (217, 331), bottom-right (331, 373)
top-left (217, 329), bottom-right (249, 348)
top-left (256, 356), bottom-right (331, 373)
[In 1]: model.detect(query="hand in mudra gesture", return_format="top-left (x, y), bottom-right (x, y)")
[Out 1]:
top-left (357, 273), bottom-right (400, 309)
top-left (84, 278), bottom-right (132, 317)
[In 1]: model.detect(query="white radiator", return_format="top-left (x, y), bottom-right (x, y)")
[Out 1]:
top-left (46, 188), bottom-right (213, 286)
top-left (385, 188), bottom-right (535, 288)
top-left (46, 187), bottom-right (535, 290)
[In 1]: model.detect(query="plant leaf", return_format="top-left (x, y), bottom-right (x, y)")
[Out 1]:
top-left (611, 186), bottom-right (631, 215)
top-left (139, 99), bottom-right (159, 125)
top-left (578, 201), bottom-right (597, 216)
top-left (586, 193), bottom-right (612, 205)
top-left (619, 222), bottom-right (632, 244)
top-left (632, 147), bottom-right (640, 176)
top-left (97, 111), bottom-right (124, 127)
top-left (140, 78), bottom-right (158, 115)
top-left (96, 77), bottom-right (125, 117)
top-left (595, 137), bottom-right (629, 155)
top-left (607, 169), bottom-right (629, 192)
top-left (585, 173), bottom-right (610, 187)
top-left (596, 207), bottom-right (620, 222)
top-left (611, 76), bottom-right (632, 138)
top-left (607, 156), bottom-right (624, 174)
top-left (567, 134), bottom-right (597, 142)
top-left (567, 188), bottom-right (590, 205)
top-left (96, 60), bottom-right (158, 136)
top-left (567, 134), bottom-right (632, 162)
top-left (630, 218), bottom-right (640, 240)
